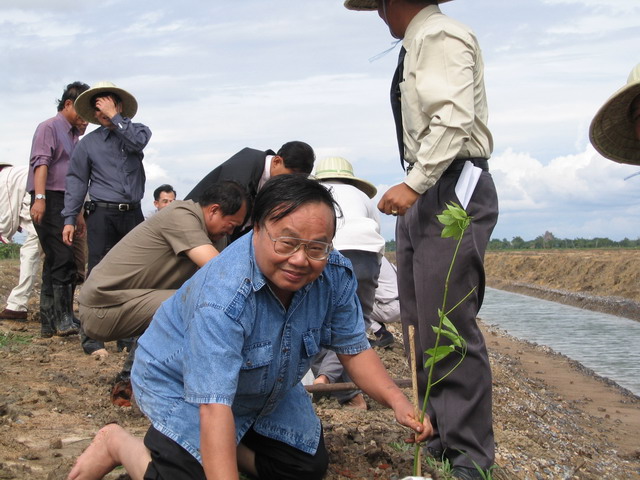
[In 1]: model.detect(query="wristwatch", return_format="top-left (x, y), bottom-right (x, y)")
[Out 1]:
top-left (35, 194), bottom-right (46, 200)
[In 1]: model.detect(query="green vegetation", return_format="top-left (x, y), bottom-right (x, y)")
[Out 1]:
top-left (387, 233), bottom-right (640, 252)
top-left (0, 242), bottom-right (21, 259)
top-left (487, 232), bottom-right (640, 250)
top-left (0, 331), bottom-right (33, 349)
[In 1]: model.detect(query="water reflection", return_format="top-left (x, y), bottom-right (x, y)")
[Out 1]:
top-left (479, 287), bottom-right (640, 396)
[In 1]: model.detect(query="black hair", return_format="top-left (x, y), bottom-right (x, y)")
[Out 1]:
top-left (199, 180), bottom-right (252, 222)
top-left (252, 174), bottom-right (341, 235)
top-left (56, 81), bottom-right (90, 111)
top-left (276, 141), bottom-right (315, 174)
top-left (153, 184), bottom-right (177, 201)
top-left (91, 92), bottom-right (123, 108)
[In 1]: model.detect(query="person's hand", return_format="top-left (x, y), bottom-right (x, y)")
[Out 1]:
top-left (62, 225), bottom-right (76, 246)
top-left (75, 214), bottom-right (86, 238)
top-left (392, 399), bottom-right (433, 444)
top-left (30, 200), bottom-right (46, 225)
top-left (377, 183), bottom-right (420, 216)
top-left (95, 96), bottom-right (118, 119)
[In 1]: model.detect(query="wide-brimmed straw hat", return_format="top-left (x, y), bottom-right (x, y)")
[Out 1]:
top-left (344, 0), bottom-right (451, 11)
top-left (589, 63), bottom-right (640, 165)
top-left (74, 81), bottom-right (138, 125)
top-left (314, 157), bottom-right (377, 198)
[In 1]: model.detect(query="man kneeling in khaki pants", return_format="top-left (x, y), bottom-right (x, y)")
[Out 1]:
top-left (78, 181), bottom-right (249, 404)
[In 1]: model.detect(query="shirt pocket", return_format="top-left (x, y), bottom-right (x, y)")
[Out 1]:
top-left (237, 341), bottom-right (273, 396)
top-left (297, 329), bottom-right (321, 382)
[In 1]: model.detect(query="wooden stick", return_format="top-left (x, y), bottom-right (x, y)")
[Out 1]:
top-left (304, 378), bottom-right (411, 393)
top-left (409, 325), bottom-right (421, 476)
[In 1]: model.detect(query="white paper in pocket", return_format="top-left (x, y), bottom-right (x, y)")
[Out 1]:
top-left (454, 161), bottom-right (482, 209)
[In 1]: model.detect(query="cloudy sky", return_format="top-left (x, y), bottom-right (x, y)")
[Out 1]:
top-left (1, 0), bottom-right (638, 242)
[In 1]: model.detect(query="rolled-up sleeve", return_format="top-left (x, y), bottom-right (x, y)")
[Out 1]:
top-left (111, 113), bottom-right (152, 152)
top-left (29, 123), bottom-right (55, 170)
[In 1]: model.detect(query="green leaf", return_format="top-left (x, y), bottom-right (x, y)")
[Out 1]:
top-left (437, 213), bottom-right (455, 225)
top-left (449, 208), bottom-right (467, 221)
top-left (432, 327), bottom-right (463, 348)
top-left (441, 315), bottom-right (459, 335)
top-left (425, 345), bottom-right (455, 364)
top-left (441, 224), bottom-right (459, 239)
top-left (424, 345), bottom-right (455, 367)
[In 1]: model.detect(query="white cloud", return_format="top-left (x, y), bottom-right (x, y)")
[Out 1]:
top-left (490, 147), bottom-right (639, 240)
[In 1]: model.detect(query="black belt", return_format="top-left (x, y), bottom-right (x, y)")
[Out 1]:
top-left (93, 201), bottom-right (140, 211)
top-left (406, 158), bottom-right (489, 175)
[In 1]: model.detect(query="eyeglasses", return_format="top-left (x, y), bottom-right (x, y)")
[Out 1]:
top-left (265, 228), bottom-right (332, 261)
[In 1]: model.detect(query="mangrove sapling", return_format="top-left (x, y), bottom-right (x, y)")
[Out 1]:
top-left (411, 202), bottom-right (473, 476)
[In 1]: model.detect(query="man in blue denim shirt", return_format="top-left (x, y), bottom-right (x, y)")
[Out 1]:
top-left (68, 175), bottom-right (431, 480)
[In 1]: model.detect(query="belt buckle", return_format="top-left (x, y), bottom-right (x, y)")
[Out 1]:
top-left (118, 203), bottom-right (129, 211)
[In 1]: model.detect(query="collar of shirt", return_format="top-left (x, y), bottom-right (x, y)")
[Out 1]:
top-left (258, 155), bottom-right (274, 192)
top-left (54, 112), bottom-right (81, 144)
top-left (402, 4), bottom-right (441, 49)
top-left (97, 126), bottom-right (114, 142)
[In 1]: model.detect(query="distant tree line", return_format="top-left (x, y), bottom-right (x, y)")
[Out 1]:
top-left (487, 231), bottom-right (640, 250)
top-left (384, 232), bottom-right (640, 252)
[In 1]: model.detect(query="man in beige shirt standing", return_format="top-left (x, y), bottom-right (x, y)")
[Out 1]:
top-left (344, 1), bottom-right (498, 478)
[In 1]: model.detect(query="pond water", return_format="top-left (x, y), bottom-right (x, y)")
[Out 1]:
top-left (479, 287), bottom-right (640, 396)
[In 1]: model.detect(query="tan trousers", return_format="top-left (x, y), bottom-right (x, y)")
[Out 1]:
top-left (80, 289), bottom-right (175, 342)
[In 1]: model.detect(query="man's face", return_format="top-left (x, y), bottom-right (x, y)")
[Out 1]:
top-left (377, 0), bottom-right (403, 39)
top-left (203, 203), bottom-right (248, 241)
top-left (93, 95), bottom-right (122, 128)
top-left (252, 202), bottom-right (334, 305)
top-left (154, 191), bottom-right (176, 211)
top-left (62, 99), bottom-right (89, 135)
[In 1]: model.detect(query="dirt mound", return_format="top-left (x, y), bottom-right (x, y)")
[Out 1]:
top-left (485, 250), bottom-right (640, 320)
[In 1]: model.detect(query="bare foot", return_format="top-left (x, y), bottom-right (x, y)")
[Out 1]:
top-left (91, 348), bottom-right (109, 359)
top-left (67, 424), bottom-right (122, 480)
top-left (313, 374), bottom-right (330, 385)
top-left (343, 393), bottom-right (368, 410)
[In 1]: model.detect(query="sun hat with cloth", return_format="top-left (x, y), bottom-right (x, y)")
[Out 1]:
top-left (344, 0), bottom-right (451, 11)
top-left (589, 63), bottom-right (640, 165)
top-left (314, 157), bottom-right (377, 199)
top-left (74, 81), bottom-right (139, 125)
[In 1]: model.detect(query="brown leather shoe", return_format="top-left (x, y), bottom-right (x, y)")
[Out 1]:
top-left (0, 308), bottom-right (28, 321)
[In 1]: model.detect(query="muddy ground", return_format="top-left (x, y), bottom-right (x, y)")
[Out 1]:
top-left (1, 250), bottom-right (639, 480)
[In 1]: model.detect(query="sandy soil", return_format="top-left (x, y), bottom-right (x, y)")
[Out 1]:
top-left (1, 251), bottom-right (639, 480)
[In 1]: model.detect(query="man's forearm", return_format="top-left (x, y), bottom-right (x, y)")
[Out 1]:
top-left (200, 403), bottom-right (239, 480)
top-left (33, 165), bottom-right (48, 195)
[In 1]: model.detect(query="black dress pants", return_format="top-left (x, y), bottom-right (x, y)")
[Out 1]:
top-left (86, 205), bottom-right (144, 274)
top-left (31, 191), bottom-right (76, 291)
top-left (397, 169), bottom-right (498, 470)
